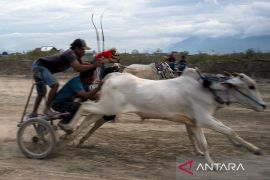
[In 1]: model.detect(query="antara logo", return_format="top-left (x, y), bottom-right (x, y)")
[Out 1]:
top-left (178, 160), bottom-right (194, 175)
top-left (178, 160), bottom-right (245, 175)
top-left (196, 163), bottom-right (245, 171)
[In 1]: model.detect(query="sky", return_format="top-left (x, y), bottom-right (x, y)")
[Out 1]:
top-left (1, 0), bottom-right (270, 53)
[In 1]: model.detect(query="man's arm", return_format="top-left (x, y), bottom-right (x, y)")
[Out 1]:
top-left (76, 83), bottom-right (102, 101)
top-left (70, 59), bottom-right (102, 72)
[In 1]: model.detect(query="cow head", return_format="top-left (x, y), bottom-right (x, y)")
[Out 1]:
top-left (221, 73), bottom-right (266, 111)
top-left (111, 63), bottom-right (121, 72)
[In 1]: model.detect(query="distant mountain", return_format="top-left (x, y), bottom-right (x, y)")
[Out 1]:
top-left (166, 35), bottom-right (270, 54)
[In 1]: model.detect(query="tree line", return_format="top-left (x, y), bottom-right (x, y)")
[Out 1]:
top-left (1, 48), bottom-right (269, 66)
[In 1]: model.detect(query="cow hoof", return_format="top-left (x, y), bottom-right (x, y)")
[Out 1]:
top-left (68, 140), bottom-right (80, 146)
top-left (196, 151), bottom-right (205, 156)
top-left (254, 149), bottom-right (263, 155)
top-left (232, 142), bottom-right (242, 147)
top-left (234, 144), bottom-right (242, 148)
top-left (79, 139), bottom-right (85, 145)
top-left (228, 138), bottom-right (242, 147)
top-left (59, 134), bottom-right (68, 140)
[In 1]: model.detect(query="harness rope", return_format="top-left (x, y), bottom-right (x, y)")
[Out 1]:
top-left (196, 69), bottom-right (231, 105)
top-left (234, 88), bottom-right (264, 107)
top-left (196, 69), bottom-right (264, 107)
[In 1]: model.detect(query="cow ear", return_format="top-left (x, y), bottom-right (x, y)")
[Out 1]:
top-left (209, 78), bottom-right (241, 90)
top-left (221, 82), bottom-right (237, 88)
top-left (210, 81), bottom-right (237, 90)
top-left (221, 78), bottom-right (242, 88)
top-left (210, 83), bottom-right (227, 90)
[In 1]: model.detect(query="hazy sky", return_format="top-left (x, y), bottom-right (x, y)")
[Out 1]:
top-left (1, 0), bottom-right (270, 53)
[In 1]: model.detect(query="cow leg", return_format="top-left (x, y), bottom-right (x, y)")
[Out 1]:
top-left (74, 114), bottom-right (103, 137)
top-left (189, 126), bottom-right (214, 165)
top-left (68, 103), bottom-right (89, 128)
top-left (136, 114), bottom-right (146, 123)
top-left (68, 114), bottom-right (103, 145)
top-left (203, 117), bottom-right (261, 155)
top-left (186, 125), bottom-right (204, 156)
top-left (227, 136), bottom-right (242, 147)
top-left (79, 118), bottom-right (107, 145)
top-left (214, 118), bottom-right (242, 147)
top-left (59, 104), bottom-right (91, 141)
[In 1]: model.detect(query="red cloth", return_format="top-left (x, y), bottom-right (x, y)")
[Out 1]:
top-left (95, 50), bottom-right (112, 59)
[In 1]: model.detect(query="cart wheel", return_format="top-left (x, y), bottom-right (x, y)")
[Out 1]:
top-left (17, 118), bottom-right (57, 159)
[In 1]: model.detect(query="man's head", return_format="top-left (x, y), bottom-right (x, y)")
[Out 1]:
top-left (71, 39), bottom-right (91, 58)
top-left (111, 48), bottom-right (120, 62)
top-left (80, 68), bottom-right (96, 85)
top-left (111, 48), bottom-right (117, 55)
top-left (171, 51), bottom-right (176, 56)
top-left (181, 55), bottom-right (186, 60)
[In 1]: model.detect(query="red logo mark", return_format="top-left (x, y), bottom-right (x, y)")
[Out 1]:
top-left (178, 160), bottom-right (194, 175)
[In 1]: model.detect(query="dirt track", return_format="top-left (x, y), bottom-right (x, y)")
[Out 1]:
top-left (0, 77), bottom-right (269, 180)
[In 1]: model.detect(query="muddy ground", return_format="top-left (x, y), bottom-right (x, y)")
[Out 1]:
top-left (0, 76), bottom-right (269, 180)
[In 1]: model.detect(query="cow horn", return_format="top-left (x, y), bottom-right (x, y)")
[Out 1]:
top-left (231, 72), bottom-right (240, 76)
top-left (223, 71), bottom-right (232, 77)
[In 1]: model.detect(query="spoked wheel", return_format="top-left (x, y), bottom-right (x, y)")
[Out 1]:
top-left (17, 118), bottom-right (57, 159)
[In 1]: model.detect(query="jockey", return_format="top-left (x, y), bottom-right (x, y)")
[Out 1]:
top-left (51, 68), bottom-right (101, 133)
top-left (178, 55), bottom-right (188, 74)
top-left (29, 39), bottom-right (102, 118)
top-left (94, 48), bottom-right (120, 79)
top-left (165, 51), bottom-right (177, 71)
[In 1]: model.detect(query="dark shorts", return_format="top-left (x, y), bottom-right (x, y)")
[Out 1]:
top-left (52, 101), bottom-right (81, 124)
top-left (32, 60), bottom-right (58, 96)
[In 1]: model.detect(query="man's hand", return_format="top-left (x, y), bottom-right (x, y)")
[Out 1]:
top-left (96, 80), bottom-right (103, 90)
top-left (95, 58), bottom-right (103, 67)
top-left (112, 54), bottom-right (120, 63)
top-left (87, 80), bottom-right (103, 101)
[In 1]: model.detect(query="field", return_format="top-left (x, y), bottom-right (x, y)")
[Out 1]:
top-left (0, 76), bottom-right (269, 180)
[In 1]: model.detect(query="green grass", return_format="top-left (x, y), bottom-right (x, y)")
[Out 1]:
top-left (1, 49), bottom-right (269, 64)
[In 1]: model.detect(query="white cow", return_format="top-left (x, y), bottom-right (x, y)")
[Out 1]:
top-left (123, 62), bottom-right (175, 80)
top-left (123, 62), bottom-right (175, 123)
top-left (68, 68), bottom-right (266, 164)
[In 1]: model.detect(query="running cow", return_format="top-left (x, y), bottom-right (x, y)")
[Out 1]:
top-left (67, 68), bottom-right (266, 165)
